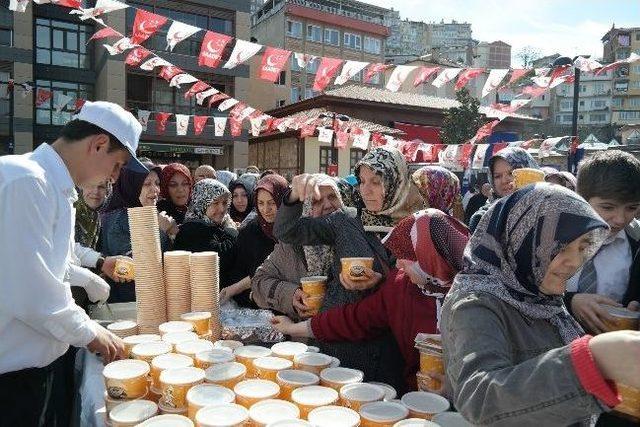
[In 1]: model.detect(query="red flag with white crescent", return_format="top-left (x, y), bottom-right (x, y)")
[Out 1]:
top-left (470, 120), bottom-right (500, 144)
top-left (207, 93), bottom-right (230, 109)
top-left (312, 57), bottom-right (343, 92)
top-left (335, 131), bottom-right (349, 149)
top-left (88, 27), bottom-right (122, 42)
top-left (259, 47), bottom-right (291, 82)
top-left (155, 112), bottom-right (172, 134)
top-left (371, 132), bottom-right (387, 147)
top-left (184, 81), bottom-right (211, 100)
top-left (130, 9), bottom-right (167, 45)
top-left (35, 88), bottom-right (52, 107)
top-left (413, 66), bottom-right (440, 86)
top-left (74, 98), bottom-right (86, 112)
top-left (159, 66), bottom-right (183, 82)
top-left (505, 69), bottom-right (529, 86)
top-left (364, 63), bottom-right (391, 84)
top-left (125, 47), bottom-right (151, 66)
top-left (198, 31), bottom-right (233, 69)
top-left (193, 116), bottom-right (208, 135)
top-left (300, 124), bottom-right (317, 138)
top-left (455, 68), bottom-right (485, 91)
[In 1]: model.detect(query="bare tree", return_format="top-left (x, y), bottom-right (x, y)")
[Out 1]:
top-left (516, 46), bottom-right (542, 68)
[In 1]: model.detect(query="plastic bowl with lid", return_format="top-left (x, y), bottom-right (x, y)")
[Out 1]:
top-left (393, 418), bottom-right (440, 426)
top-left (150, 353), bottom-right (194, 390)
top-left (319, 367), bottom-right (364, 391)
top-left (290, 385), bottom-right (339, 418)
top-left (400, 391), bottom-right (450, 420)
top-left (158, 401), bottom-right (187, 415)
top-left (195, 403), bottom-right (249, 427)
top-left (307, 405), bottom-right (360, 427)
top-left (103, 359), bottom-right (150, 400)
top-left (213, 340), bottom-right (244, 351)
top-left (431, 411), bottom-right (473, 426)
top-left (265, 420), bottom-right (313, 427)
top-left (185, 383), bottom-right (235, 421)
top-left (234, 379), bottom-right (281, 408)
top-left (175, 339), bottom-right (215, 359)
top-left (161, 331), bottom-right (199, 351)
top-left (109, 399), bottom-right (158, 427)
top-left (158, 321), bottom-right (194, 335)
top-left (293, 352), bottom-right (333, 376)
top-left (204, 362), bottom-right (247, 389)
top-left (123, 334), bottom-right (161, 357)
top-left (180, 311), bottom-right (212, 335)
top-left (195, 349), bottom-right (235, 369)
top-left (359, 401), bottom-right (409, 427)
top-left (136, 414), bottom-right (194, 427)
top-left (339, 383), bottom-right (385, 411)
top-left (368, 382), bottom-right (397, 401)
top-left (234, 346), bottom-right (273, 377)
top-left (253, 356), bottom-right (294, 381)
top-left (159, 367), bottom-right (206, 409)
top-left (275, 369), bottom-right (320, 401)
top-left (271, 342), bottom-right (309, 361)
top-left (249, 399), bottom-right (301, 427)
top-left (131, 341), bottom-right (172, 364)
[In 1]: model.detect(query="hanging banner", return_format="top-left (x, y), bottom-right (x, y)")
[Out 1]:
top-left (195, 87), bottom-right (219, 105)
top-left (35, 88), bottom-right (52, 107)
top-left (300, 124), bottom-right (317, 138)
top-left (193, 115), bottom-right (208, 135)
top-left (432, 68), bottom-right (462, 88)
top-left (259, 47), bottom-right (291, 82)
top-left (312, 57), bottom-right (344, 92)
top-left (155, 112), bottom-right (172, 134)
top-left (9, 0), bottom-right (30, 12)
top-left (175, 114), bottom-right (190, 136)
top-left (505, 69), bottom-right (529, 86)
top-left (364, 63), bottom-right (391, 84)
top-left (229, 116), bottom-right (243, 137)
top-left (294, 53), bottom-right (316, 69)
top-left (54, 93), bottom-right (73, 112)
top-left (455, 68), bottom-right (485, 91)
top-left (223, 40), bottom-right (263, 69)
top-left (596, 52), bottom-right (640, 75)
top-left (472, 144), bottom-right (490, 169)
top-left (218, 98), bottom-right (239, 112)
top-left (184, 81), bottom-right (211, 100)
top-left (125, 47), bottom-right (151, 66)
top-left (482, 69), bottom-right (509, 98)
top-left (33, 0), bottom-right (81, 7)
top-left (574, 56), bottom-right (603, 73)
top-left (137, 109), bottom-right (151, 131)
top-left (130, 9), bottom-right (168, 45)
top-left (104, 37), bottom-right (135, 56)
top-left (74, 98), bottom-right (86, 111)
top-left (88, 27), bottom-right (122, 43)
top-left (371, 132), bottom-right (386, 147)
top-left (459, 144), bottom-right (474, 168)
top-left (413, 66), bottom-right (440, 86)
top-left (334, 61), bottom-right (369, 85)
top-left (469, 120), bottom-right (501, 144)
top-left (250, 116), bottom-right (264, 137)
top-left (318, 127), bottom-right (334, 143)
top-left (438, 144), bottom-right (461, 169)
top-left (386, 65), bottom-right (418, 92)
top-left (159, 65), bottom-right (183, 82)
top-left (198, 31), bottom-right (233, 69)
top-left (166, 21), bottom-right (201, 51)
top-left (140, 56), bottom-right (171, 71)
top-left (69, 0), bottom-right (129, 24)
top-left (213, 117), bottom-right (227, 136)
top-left (520, 85), bottom-right (548, 99)
top-left (207, 93), bottom-right (229, 108)
top-left (335, 131), bottom-right (349, 149)
top-left (170, 73), bottom-right (198, 88)
top-left (350, 128), bottom-right (370, 150)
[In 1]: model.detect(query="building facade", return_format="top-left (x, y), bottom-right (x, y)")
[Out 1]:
top-left (473, 41), bottom-right (511, 69)
top-left (384, 10), bottom-right (429, 59)
top-left (554, 70), bottom-right (613, 127)
top-left (426, 20), bottom-right (474, 65)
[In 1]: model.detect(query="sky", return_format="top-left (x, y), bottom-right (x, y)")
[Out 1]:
top-left (364, 0), bottom-right (640, 66)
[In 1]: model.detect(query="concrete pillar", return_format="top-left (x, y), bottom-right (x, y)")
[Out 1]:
top-left (94, 10), bottom-right (126, 106)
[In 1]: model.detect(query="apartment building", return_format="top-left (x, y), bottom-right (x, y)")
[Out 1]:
top-left (602, 26), bottom-right (640, 125)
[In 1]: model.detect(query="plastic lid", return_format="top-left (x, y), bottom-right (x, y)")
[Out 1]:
top-left (393, 418), bottom-right (440, 426)
top-left (214, 340), bottom-right (244, 351)
top-left (186, 384), bottom-right (235, 407)
top-left (307, 405), bottom-right (360, 427)
top-left (265, 420), bottom-right (313, 427)
top-left (108, 320), bottom-right (137, 331)
top-left (605, 306), bottom-right (640, 319)
top-left (162, 331), bottom-right (199, 346)
top-left (205, 362), bottom-right (247, 382)
top-left (340, 383), bottom-right (385, 402)
top-left (132, 341), bottom-right (172, 357)
top-left (137, 414), bottom-right (194, 427)
top-left (235, 345), bottom-right (272, 359)
top-left (320, 367), bottom-right (363, 384)
top-left (306, 346), bottom-right (320, 353)
top-left (276, 370), bottom-right (319, 386)
top-left (368, 382), bottom-right (397, 401)
top-left (249, 399), bottom-right (300, 424)
top-left (293, 352), bottom-right (333, 367)
top-left (103, 359), bottom-right (149, 380)
top-left (300, 276), bottom-right (328, 282)
top-left (254, 356), bottom-right (293, 371)
top-left (291, 385), bottom-right (338, 406)
top-left (234, 379), bottom-right (280, 399)
top-left (401, 391), bottom-right (450, 414)
top-left (159, 367), bottom-right (205, 385)
top-left (109, 400), bottom-right (158, 423)
top-left (196, 403), bottom-right (248, 426)
top-left (151, 353), bottom-right (194, 370)
top-left (123, 334), bottom-right (161, 345)
top-left (175, 339), bottom-right (215, 355)
top-left (180, 311), bottom-right (212, 321)
top-left (432, 412), bottom-right (473, 427)
top-left (271, 342), bottom-right (308, 357)
top-left (359, 401), bottom-right (408, 422)
top-left (196, 349), bottom-right (235, 364)
top-left (159, 321), bottom-right (194, 334)
top-left (329, 357), bottom-right (340, 368)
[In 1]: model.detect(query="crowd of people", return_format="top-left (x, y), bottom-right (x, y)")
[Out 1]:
top-left (1, 100), bottom-right (640, 426)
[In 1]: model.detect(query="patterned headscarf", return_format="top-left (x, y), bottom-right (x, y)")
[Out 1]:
top-left (75, 185), bottom-right (109, 249)
top-left (488, 147), bottom-right (539, 193)
top-left (254, 174), bottom-right (289, 241)
top-left (411, 166), bottom-right (461, 216)
top-left (545, 171), bottom-right (577, 191)
top-left (185, 179), bottom-right (231, 225)
top-left (160, 163), bottom-right (193, 208)
top-left (229, 174), bottom-right (257, 223)
top-left (450, 183), bottom-right (609, 344)
top-left (215, 170), bottom-right (238, 187)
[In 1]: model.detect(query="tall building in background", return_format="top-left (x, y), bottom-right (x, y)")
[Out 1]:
top-left (474, 41), bottom-right (511, 69)
top-left (553, 69), bottom-right (613, 127)
top-left (426, 20), bottom-right (474, 65)
top-left (384, 10), bottom-right (429, 60)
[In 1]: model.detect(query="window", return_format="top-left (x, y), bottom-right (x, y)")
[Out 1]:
top-left (308, 58), bottom-right (320, 74)
top-left (629, 97), bottom-right (640, 107)
top-left (350, 148), bottom-right (365, 171)
top-left (343, 32), bottom-right (361, 50)
top-left (560, 100), bottom-right (572, 110)
top-left (580, 85), bottom-right (586, 93)
top-left (0, 28), bottom-right (11, 46)
top-left (593, 82), bottom-right (605, 93)
top-left (589, 113), bottom-right (606, 122)
top-left (277, 70), bottom-right (286, 85)
top-left (307, 24), bottom-right (321, 43)
top-left (35, 80), bottom-right (93, 125)
top-left (632, 65), bottom-right (640, 74)
top-left (636, 32), bottom-right (640, 41)
top-left (611, 98), bottom-right (624, 108)
top-left (305, 87), bottom-right (315, 99)
top-left (277, 99), bottom-right (286, 107)
top-left (324, 28), bottom-right (339, 46)
top-left (579, 100), bottom-right (585, 107)
top-left (319, 147), bottom-right (338, 173)
top-left (630, 81), bottom-right (640, 90)
top-left (363, 36), bottom-right (381, 54)
top-left (287, 20), bottom-right (302, 38)
top-left (35, 18), bottom-right (91, 69)
top-left (620, 111), bottom-right (640, 120)
top-left (591, 100), bottom-right (607, 108)
top-left (290, 87), bottom-right (300, 103)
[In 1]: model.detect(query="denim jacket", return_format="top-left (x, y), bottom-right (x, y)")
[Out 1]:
top-left (441, 287), bottom-right (605, 426)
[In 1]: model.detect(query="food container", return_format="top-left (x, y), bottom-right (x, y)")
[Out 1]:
top-left (276, 370), bottom-right (320, 401)
top-left (103, 359), bottom-right (150, 400)
top-left (107, 320), bottom-right (138, 339)
top-left (400, 392), bottom-right (450, 420)
top-left (307, 405), bottom-right (360, 427)
top-left (186, 383), bottom-right (235, 421)
top-left (359, 401), bottom-right (409, 427)
top-left (271, 342), bottom-right (309, 361)
top-left (603, 306), bottom-right (640, 331)
top-left (368, 382), bottom-right (397, 401)
top-left (253, 357), bottom-right (294, 381)
top-left (104, 391), bottom-right (148, 414)
top-left (512, 168), bottom-right (545, 189)
top-left (293, 352), bottom-right (333, 376)
top-left (340, 383), bottom-right (385, 412)
top-left (159, 367), bottom-right (206, 409)
top-left (320, 367), bottom-right (364, 391)
top-left (392, 419), bottom-right (440, 426)
top-left (329, 357), bottom-right (341, 368)
top-left (301, 295), bottom-right (324, 315)
top-left (249, 399), bottom-right (301, 427)
top-left (131, 341), bottom-right (172, 364)
top-left (431, 412), bottom-right (473, 426)
top-left (214, 340), bottom-right (244, 351)
top-left (114, 258), bottom-right (135, 281)
top-left (291, 385), bottom-right (339, 418)
top-left (306, 346), bottom-right (320, 353)
top-left (180, 312), bottom-right (212, 335)
top-left (123, 334), bottom-right (161, 357)
top-left (195, 403), bottom-right (249, 427)
top-left (162, 332), bottom-right (199, 351)
top-left (204, 362), bottom-right (247, 389)
top-left (175, 339), bottom-right (215, 360)
top-left (195, 349), bottom-right (235, 369)
top-left (159, 321), bottom-right (194, 336)
top-left (415, 334), bottom-right (444, 391)
top-left (150, 353), bottom-right (194, 390)
top-left (158, 402), bottom-right (188, 415)
top-left (613, 383), bottom-right (640, 420)
top-left (340, 257), bottom-right (374, 281)
top-left (265, 420), bottom-right (313, 427)
top-left (109, 400), bottom-right (158, 427)
top-left (136, 414), bottom-right (194, 427)
top-left (234, 379), bottom-right (281, 408)
top-left (147, 387), bottom-right (162, 404)
top-left (300, 276), bottom-right (327, 296)
top-left (235, 346), bottom-right (273, 377)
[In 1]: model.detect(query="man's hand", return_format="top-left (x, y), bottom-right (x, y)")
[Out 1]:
top-left (293, 288), bottom-right (315, 318)
top-left (101, 256), bottom-right (132, 283)
top-left (87, 326), bottom-right (126, 364)
top-left (271, 315), bottom-right (295, 335)
top-left (289, 174), bottom-right (322, 203)
top-left (339, 267), bottom-right (382, 291)
top-left (571, 294), bottom-right (622, 334)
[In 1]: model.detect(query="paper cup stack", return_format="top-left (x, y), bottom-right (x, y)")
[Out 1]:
top-left (189, 252), bottom-right (221, 340)
top-left (164, 251), bottom-right (192, 321)
top-left (128, 207), bottom-right (167, 333)
top-left (107, 320), bottom-right (138, 339)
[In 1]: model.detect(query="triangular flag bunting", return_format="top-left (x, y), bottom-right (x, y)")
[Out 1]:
top-left (432, 68), bottom-right (462, 88)
top-left (455, 68), bottom-right (484, 91)
top-left (185, 81), bottom-right (211, 100)
top-left (137, 109), bottom-right (151, 131)
top-left (193, 116), bottom-right (208, 135)
top-left (166, 21), bottom-right (201, 51)
top-left (214, 117), bottom-right (227, 136)
top-left (312, 57), bottom-right (343, 92)
top-left (88, 27), bottom-right (122, 43)
top-left (130, 9), bottom-right (168, 45)
top-left (170, 73), bottom-right (198, 88)
top-left (413, 66), bottom-right (440, 86)
top-left (334, 61), bottom-right (368, 85)
top-left (223, 40), bottom-right (262, 69)
top-left (140, 56), bottom-right (172, 71)
top-left (125, 47), bottom-right (151, 66)
top-left (386, 65), bottom-right (418, 92)
top-left (259, 47), bottom-right (292, 82)
top-left (198, 31), bottom-right (233, 69)
top-left (175, 114), bottom-right (190, 136)
top-left (155, 112), bottom-right (172, 134)
top-left (482, 69), bottom-right (509, 98)
top-left (104, 37), bottom-right (136, 56)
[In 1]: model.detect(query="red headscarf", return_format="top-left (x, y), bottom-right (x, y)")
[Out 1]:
top-left (160, 163), bottom-right (193, 211)
top-left (254, 174), bottom-right (289, 241)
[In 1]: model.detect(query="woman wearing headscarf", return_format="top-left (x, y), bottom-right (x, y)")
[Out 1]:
top-left (223, 174), bottom-right (289, 308)
top-left (441, 183), bottom-right (640, 426)
top-left (173, 179), bottom-right (238, 286)
top-left (101, 162), bottom-right (176, 302)
top-left (214, 170), bottom-right (237, 187)
top-left (228, 174), bottom-right (256, 226)
top-left (411, 166), bottom-right (465, 222)
top-left (157, 162), bottom-right (193, 225)
top-left (545, 170), bottom-right (577, 191)
top-left (273, 209), bottom-right (469, 392)
top-left (468, 147), bottom-right (539, 232)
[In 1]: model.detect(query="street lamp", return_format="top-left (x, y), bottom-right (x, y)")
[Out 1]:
top-left (318, 112), bottom-right (350, 176)
top-left (552, 56), bottom-right (580, 171)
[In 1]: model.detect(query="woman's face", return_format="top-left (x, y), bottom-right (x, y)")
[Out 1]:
top-left (232, 187), bottom-right (249, 213)
top-left (206, 197), bottom-right (228, 224)
top-left (492, 158), bottom-right (516, 198)
top-left (539, 233), bottom-right (595, 295)
top-left (256, 189), bottom-right (278, 224)
top-left (167, 173), bottom-right (191, 207)
top-left (139, 171), bottom-right (160, 207)
top-left (359, 166), bottom-right (385, 212)
top-left (311, 186), bottom-right (342, 217)
top-left (82, 181), bottom-right (108, 210)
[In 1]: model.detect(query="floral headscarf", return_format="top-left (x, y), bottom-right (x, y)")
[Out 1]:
top-left (411, 166), bottom-right (461, 216)
top-left (185, 179), bottom-right (231, 225)
top-left (488, 147), bottom-right (539, 192)
top-left (450, 183), bottom-right (609, 344)
top-left (160, 163), bottom-right (193, 208)
top-left (545, 171), bottom-right (577, 191)
top-left (254, 174), bottom-right (289, 241)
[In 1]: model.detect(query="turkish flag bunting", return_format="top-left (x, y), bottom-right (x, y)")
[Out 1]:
top-left (175, 114), bottom-right (190, 136)
top-left (88, 27), bottom-right (122, 42)
top-left (259, 47), bottom-right (291, 82)
top-left (214, 117), bottom-right (227, 136)
top-left (432, 144), bottom-right (446, 160)
top-left (364, 63), bottom-right (391, 84)
top-left (335, 131), bottom-right (349, 149)
top-left (470, 120), bottom-right (500, 144)
top-left (125, 47), bottom-right (151, 66)
top-left (505, 69), bottom-right (529, 86)
top-left (195, 88), bottom-right (219, 105)
top-left (455, 68), bottom-right (485, 91)
top-left (371, 132), bottom-right (387, 147)
top-left (155, 112), bottom-right (172, 134)
top-left (413, 66), bottom-right (440, 86)
top-left (208, 93), bottom-right (230, 109)
top-left (334, 61), bottom-right (368, 85)
top-left (482, 69), bottom-right (509, 97)
top-left (386, 65), bottom-right (418, 92)
top-left (520, 85), bottom-right (548, 99)
top-left (312, 57), bottom-right (344, 92)
top-left (159, 66), bottom-right (183, 82)
top-left (37, 0), bottom-right (82, 7)
top-left (9, 0), bottom-right (29, 12)
top-left (574, 56), bottom-right (602, 73)
top-left (130, 9), bottom-right (168, 45)
top-left (300, 124), bottom-right (317, 138)
top-left (184, 81), bottom-right (211, 100)
top-left (166, 21), bottom-right (200, 52)
top-left (472, 144), bottom-right (490, 169)
top-left (35, 88), bottom-right (52, 107)
top-left (228, 102), bottom-right (247, 137)
top-left (459, 144), bottom-right (474, 168)
top-left (74, 98), bottom-right (86, 112)
top-left (198, 31), bottom-right (233, 69)
top-left (223, 40), bottom-right (263, 69)
top-left (140, 56), bottom-right (171, 71)
top-left (103, 37), bottom-right (135, 56)
top-left (432, 68), bottom-right (462, 88)
top-left (193, 116), bottom-right (208, 135)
